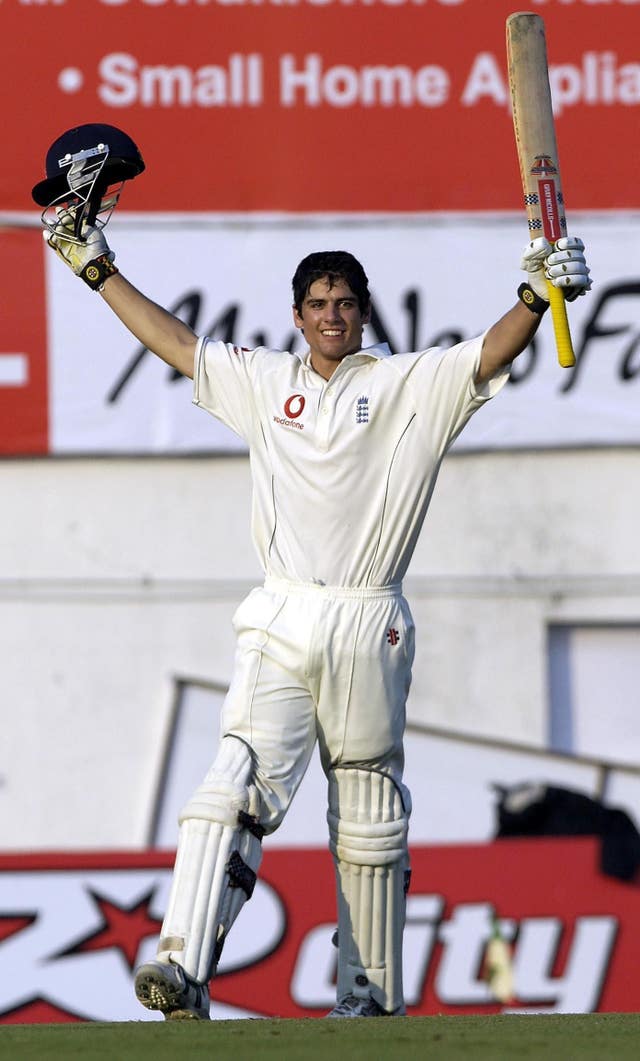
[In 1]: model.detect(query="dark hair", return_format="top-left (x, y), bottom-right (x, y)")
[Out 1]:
top-left (292, 251), bottom-right (370, 313)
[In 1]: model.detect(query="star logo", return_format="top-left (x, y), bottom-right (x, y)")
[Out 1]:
top-left (54, 888), bottom-right (163, 971)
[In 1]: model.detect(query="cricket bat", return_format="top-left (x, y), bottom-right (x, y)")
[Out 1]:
top-left (506, 11), bottom-right (576, 368)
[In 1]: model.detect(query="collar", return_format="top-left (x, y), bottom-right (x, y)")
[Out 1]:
top-left (356, 342), bottom-right (393, 359)
top-left (295, 342), bottom-right (393, 367)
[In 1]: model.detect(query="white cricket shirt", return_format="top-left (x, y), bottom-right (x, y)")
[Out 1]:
top-left (193, 337), bottom-right (508, 588)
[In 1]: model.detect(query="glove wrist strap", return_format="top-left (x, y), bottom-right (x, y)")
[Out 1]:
top-left (80, 254), bottom-right (119, 292)
top-left (518, 282), bottom-right (549, 316)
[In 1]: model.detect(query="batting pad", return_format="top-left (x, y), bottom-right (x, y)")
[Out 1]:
top-left (327, 767), bottom-right (410, 1014)
top-left (156, 735), bottom-right (263, 984)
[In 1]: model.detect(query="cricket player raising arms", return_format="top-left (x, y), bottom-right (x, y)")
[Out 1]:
top-left (40, 133), bottom-right (591, 1018)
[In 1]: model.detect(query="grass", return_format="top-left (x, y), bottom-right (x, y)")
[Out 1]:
top-left (1, 1014), bottom-right (639, 1061)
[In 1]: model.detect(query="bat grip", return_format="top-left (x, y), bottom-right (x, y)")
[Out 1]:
top-left (546, 279), bottom-right (576, 368)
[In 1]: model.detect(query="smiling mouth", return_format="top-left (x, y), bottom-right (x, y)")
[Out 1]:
top-left (322, 330), bottom-right (344, 337)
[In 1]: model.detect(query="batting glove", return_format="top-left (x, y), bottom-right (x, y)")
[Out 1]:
top-left (44, 209), bottom-right (118, 291)
top-left (520, 236), bottom-right (592, 303)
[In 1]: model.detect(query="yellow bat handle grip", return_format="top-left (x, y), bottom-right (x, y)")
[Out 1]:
top-left (546, 279), bottom-right (576, 368)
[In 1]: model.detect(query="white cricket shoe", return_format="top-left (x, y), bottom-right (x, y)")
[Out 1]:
top-left (134, 959), bottom-right (211, 1021)
top-left (326, 993), bottom-right (392, 1018)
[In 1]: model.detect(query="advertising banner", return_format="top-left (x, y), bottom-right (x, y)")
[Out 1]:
top-left (0, 839), bottom-right (637, 1022)
top-left (2, 1), bottom-right (639, 456)
top-left (2, 215), bottom-right (639, 455)
top-left (2, 0), bottom-right (640, 214)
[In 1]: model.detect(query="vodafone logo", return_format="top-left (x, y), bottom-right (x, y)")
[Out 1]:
top-left (274, 393), bottom-right (306, 431)
top-left (284, 394), bottom-right (305, 419)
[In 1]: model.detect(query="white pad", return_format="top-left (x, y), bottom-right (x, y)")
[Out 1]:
top-left (156, 735), bottom-right (263, 984)
top-left (327, 767), bottom-right (410, 1014)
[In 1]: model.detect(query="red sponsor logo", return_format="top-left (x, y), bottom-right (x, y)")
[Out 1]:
top-left (284, 394), bottom-right (306, 419)
top-left (274, 393), bottom-right (307, 430)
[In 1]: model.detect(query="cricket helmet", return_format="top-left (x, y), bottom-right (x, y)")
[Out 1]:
top-left (32, 123), bottom-right (145, 240)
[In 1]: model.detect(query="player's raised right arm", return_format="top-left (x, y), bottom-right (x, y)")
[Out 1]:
top-left (44, 212), bottom-right (197, 380)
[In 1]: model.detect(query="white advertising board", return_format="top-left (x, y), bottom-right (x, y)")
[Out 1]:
top-left (45, 213), bottom-right (640, 454)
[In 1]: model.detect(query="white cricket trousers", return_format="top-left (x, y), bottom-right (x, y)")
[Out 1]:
top-left (220, 577), bottom-right (415, 831)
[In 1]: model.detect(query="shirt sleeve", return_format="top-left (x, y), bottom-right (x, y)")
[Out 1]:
top-left (401, 334), bottom-right (510, 455)
top-left (192, 336), bottom-right (258, 442)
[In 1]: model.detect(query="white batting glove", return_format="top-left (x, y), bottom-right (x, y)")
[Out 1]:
top-left (44, 209), bottom-right (118, 290)
top-left (520, 236), bottom-right (592, 303)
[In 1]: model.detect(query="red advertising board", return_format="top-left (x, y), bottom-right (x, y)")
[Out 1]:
top-left (0, 229), bottom-right (48, 455)
top-left (1, 0), bottom-right (639, 214)
top-left (2, 1), bottom-right (639, 456)
top-left (0, 839), bottom-right (638, 1022)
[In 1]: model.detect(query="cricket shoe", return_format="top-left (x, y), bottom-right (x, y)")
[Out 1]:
top-left (326, 993), bottom-right (394, 1018)
top-left (134, 959), bottom-right (211, 1020)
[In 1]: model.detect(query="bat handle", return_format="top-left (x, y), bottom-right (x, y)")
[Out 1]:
top-left (546, 279), bottom-right (576, 368)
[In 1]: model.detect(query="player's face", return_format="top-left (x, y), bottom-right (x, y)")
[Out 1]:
top-left (293, 277), bottom-right (370, 379)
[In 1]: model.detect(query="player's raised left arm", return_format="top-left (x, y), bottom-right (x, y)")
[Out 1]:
top-left (476, 236), bottom-right (591, 385)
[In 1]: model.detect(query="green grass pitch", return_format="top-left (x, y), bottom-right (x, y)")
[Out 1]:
top-left (1, 1014), bottom-right (639, 1061)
